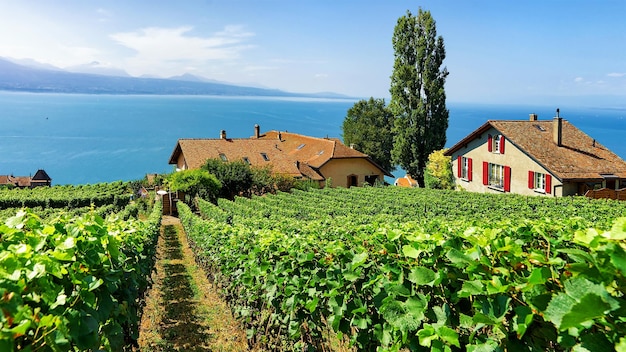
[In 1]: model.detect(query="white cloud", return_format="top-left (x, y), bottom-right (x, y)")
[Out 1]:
top-left (110, 26), bottom-right (255, 76)
top-left (607, 72), bottom-right (625, 78)
top-left (574, 77), bottom-right (584, 82)
top-left (315, 73), bottom-right (328, 78)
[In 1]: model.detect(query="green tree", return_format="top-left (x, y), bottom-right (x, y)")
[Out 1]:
top-left (390, 8), bottom-right (449, 187)
top-left (169, 169), bottom-right (221, 202)
top-left (424, 149), bottom-right (453, 190)
top-left (342, 97), bottom-right (395, 172)
top-left (203, 159), bottom-right (253, 199)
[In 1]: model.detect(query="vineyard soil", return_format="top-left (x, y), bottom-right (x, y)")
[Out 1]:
top-left (137, 216), bottom-right (249, 352)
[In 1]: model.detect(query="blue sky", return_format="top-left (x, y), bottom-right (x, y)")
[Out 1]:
top-left (1, 1), bottom-right (625, 104)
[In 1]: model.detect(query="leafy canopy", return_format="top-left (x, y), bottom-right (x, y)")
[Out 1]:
top-left (203, 159), bottom-right (253, 200)
top-left (168, 169), bottom-right (221, 201)
top-left (424, 149), bottom-right (453, 190)
top-left (342, 97), bottom-right (395, 172)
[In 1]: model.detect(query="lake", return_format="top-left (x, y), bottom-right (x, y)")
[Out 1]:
top-left (1, 92), bottom-right (625, 185)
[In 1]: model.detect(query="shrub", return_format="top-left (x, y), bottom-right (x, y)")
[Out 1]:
top-left (168, 169), bottom-right (221, 202)
top-left (203, 159), bottom-right (253, 199)
top-left (424, 149), bottom-right (453, 190)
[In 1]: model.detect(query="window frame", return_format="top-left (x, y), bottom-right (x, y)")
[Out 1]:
top-left (458, 156), bottom-right (473, 181)
top-left (487, 134), bottom-right (505, 154)
top-left (528, 170), bottom-right (552, 194)
top-left (489, 163), bottom-right (505, 189)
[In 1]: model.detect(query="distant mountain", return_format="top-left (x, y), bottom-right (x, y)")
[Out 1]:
top-left (5, 57), bottom-right (63, 71)
top-left (168, 73), bottom-right (215, 83)
top-left (64, 61), bottom-right (131, 77)
top-left (0, 57), bottom-right (351, 99)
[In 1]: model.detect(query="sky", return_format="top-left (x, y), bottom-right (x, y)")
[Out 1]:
top-left (1, 0), bottom-right (625, 104)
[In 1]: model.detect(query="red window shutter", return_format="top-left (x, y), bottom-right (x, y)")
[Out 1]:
top-left (482, 162), bottom-right (489, 185)
top-left (457, 156), bottom-right (462, 177)
top-left (467, 158), bottom-right (473, 181)
top-left (528, 171), bottom-right (535, 189)
top-left (545, 174), bottom-right (552, 194)
top-left (499, 135), bottom-right (505, 154)
top-left (487, 134), bottom-right (493, 152)
top-left (504, 166), bottom-right (511, 192)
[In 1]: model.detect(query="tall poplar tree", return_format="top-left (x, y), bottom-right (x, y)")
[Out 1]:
top-left (390, 8), bottom-right (449, 187)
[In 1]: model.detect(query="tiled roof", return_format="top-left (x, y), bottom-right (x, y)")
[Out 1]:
top-left (32, 169), bottom-right (51, 181)
top-left (170, 138), bottom-right (302, 176)
top-left (0, 175), bottom-right (15, 186)
top-left (169, 129), bottom-right (391, 179)
top-left (14, 176), bottom-right (32, 187)
top-left (446, 119), bottom-right (626, 180)
top-left (259, 131), bottom-right (367, 168)
top-left (394, 175), bottom-right (418, 187)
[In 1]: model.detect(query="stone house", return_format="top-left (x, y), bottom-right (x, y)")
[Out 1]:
top-left (168, 125), bottom-right (392, 188)
top-left (444, 111), bottom-right (626, 197)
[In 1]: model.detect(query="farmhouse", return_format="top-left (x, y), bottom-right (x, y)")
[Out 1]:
top-left (0, 169), bottom-right (51, 188)
top-left (168, 125), bottom-right (392, 188)
top-left (444, 111), bottom-right (626, 197)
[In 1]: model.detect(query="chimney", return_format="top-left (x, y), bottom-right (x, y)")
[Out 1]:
top-left (529, 113), bottom-right (538, 121)
top-left (220, 130), bottom-right (226, 139)
top-left (254, 124), bottom-right (260, 138)
top-left (553, 108), bottom-right (562, 146)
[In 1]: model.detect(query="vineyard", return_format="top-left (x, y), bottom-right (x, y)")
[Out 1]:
top-left (0, 182), bottom-right (134, 222)
top-left (179, 186), bottom-right (626, 351)
top-left (0, 182), bottom-right (162, 351)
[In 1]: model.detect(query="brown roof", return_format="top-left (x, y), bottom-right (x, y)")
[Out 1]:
top-left (259, 131), bottom-right (369, 168)
top-left (0, 175), bottom-right (16, 186)
top-left (445, 119), bottom-right (626, 181)
top-left (169, 129), bottom-right (392, 179)
top-left (32, 169), bottom-right (51, 181)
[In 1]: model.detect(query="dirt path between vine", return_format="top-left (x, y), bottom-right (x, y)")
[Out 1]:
top-left (137, 215), bottom-right (249, 352)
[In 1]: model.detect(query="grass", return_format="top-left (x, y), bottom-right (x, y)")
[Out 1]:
top-left (137, 216), bottom-right (249, 352)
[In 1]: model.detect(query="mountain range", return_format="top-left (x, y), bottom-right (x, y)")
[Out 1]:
top-left (0, 57), bottom-right (349, 98)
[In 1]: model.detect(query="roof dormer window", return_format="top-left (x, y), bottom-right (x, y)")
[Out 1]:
top-left (297, 143), bottom-right (306, 150)
top-left (242, 157), bottom-right (250, 165)
top-left (487, 134), bottom-right (505, 154)
top-left (219, 153), bottom-right (228, 162)
top-left (260, 152), bottom-right (270, 161)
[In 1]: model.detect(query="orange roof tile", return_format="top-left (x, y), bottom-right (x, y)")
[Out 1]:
top-left (394, 175), bottom-right (418, 187)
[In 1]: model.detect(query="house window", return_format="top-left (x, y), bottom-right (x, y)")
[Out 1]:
top-left (483, 162), bottom-right (511, 192)
top-left (260, 152), bottom-right (270, 161)
top-left (535, 173), bottom-right (545, 191)
top-left (487, 134), bottom-right (505, 154)
top-left (489, 163), bottom-right (504, 189)
top-left (457, 156), bottom-right (473, 181)
top-left (365, 175), bottom-right (378, 185)
top-left (219, 153), bottom-right (228, 162)
top-left (242, 157), bottom-right (250, 165)
top-left (528, 171), bottom-right (552, 194)
top-left (297, 143), bottom-right (306, 150)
